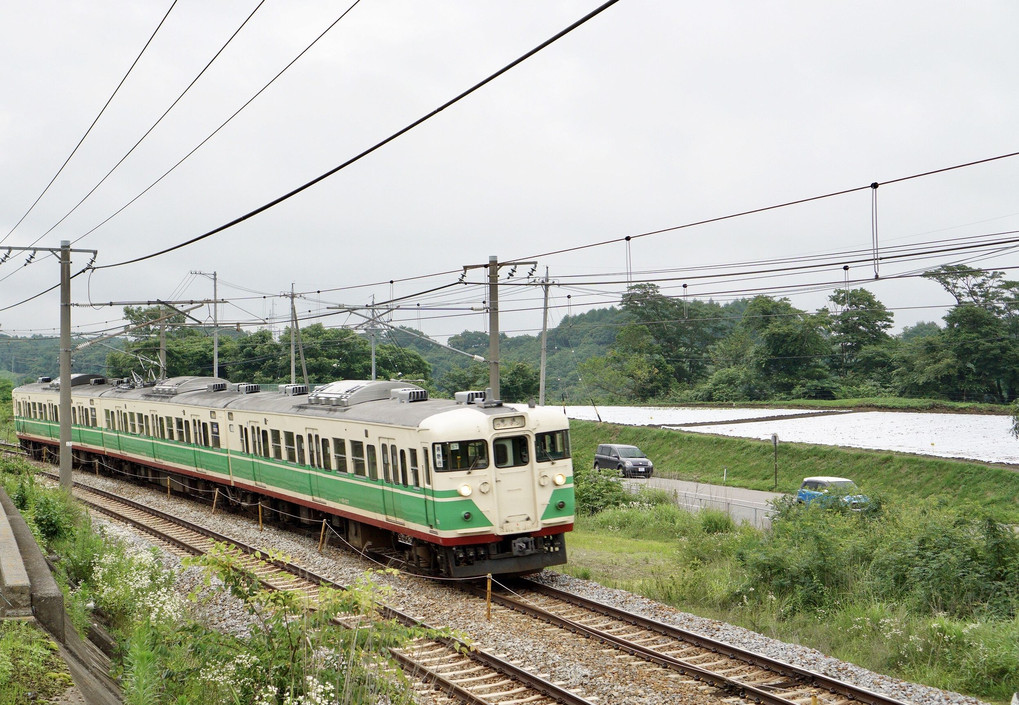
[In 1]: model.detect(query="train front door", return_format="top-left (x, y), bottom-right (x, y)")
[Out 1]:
top-left (492, 435), bottom-right (540, 533)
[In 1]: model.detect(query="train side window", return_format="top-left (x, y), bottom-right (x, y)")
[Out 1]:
top-left (350, 440), bottom-right (366, 477)
top-left (210, 422), bottom-right (220, 449)
top-left (105, 410), bottom-right (112, 428)
top-left (271, 430), bottom-right (283, 460)
top-left (381, 443), bottom-right (391, 482)
top-left (399, 449), bottom-right (409, 486)
top-left (184, 421), bottom-right (192, 444)
top-left (333, 438), bottom-right (348, 472)
top-left (144, 416), bottom-right (152, 436)
top-left (284, 431), bottom-right (297, 463)
top-left (367, 444), bottom-right (378, 481)
top-left (295, 434), bottom-right (306, 465)
top-left (410, 449), bottom-right (421, 487)
top-left (158, 417), bottom-right (166, 438)
top-left (175, 418), bottom-right (185, 440)
top-left (421, 448), bottom-right (431, 486)
top-left (320, 437), bottom-right (331, 471)
top-left (71, 408), bottom-right (77, 425)
top-left (261, 429), bottom-right (270, 458)
top-left (240, 426), bottom-right (249, 454)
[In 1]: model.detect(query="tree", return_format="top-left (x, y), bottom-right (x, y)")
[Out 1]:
top-left (739, 296), bottom-right (832, 397)
top-left (578, 323), bottom-right (674, 401)
top-left (500, 361), bottom-right (540, 402)
top-left (823, 288), bottom-right (893, 376)
top-left (620, 283), bottom-right (732, 387)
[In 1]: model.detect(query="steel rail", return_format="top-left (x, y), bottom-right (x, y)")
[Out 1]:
top-left (49, 471), bottom-right (593, 705)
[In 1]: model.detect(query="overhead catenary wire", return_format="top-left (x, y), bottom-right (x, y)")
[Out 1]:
top-left (0, 0), bottom-right (179, 248)
top-left (88, 0), bottom-right (623, 271)
top-left (68, 0), bottom-right (365, 252)
top-left (18, 0), bottom-right (268, 253)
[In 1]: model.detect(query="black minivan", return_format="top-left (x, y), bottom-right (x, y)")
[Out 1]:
top-left (593, 443), bottom-right (654, 478)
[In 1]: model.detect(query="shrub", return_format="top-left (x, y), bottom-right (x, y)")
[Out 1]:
top-left (573, 466), bottom-right (629, 515)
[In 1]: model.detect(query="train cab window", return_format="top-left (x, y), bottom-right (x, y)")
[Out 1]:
top-left (320, 438), bottom-right (331, 471)
top-left (536, 430), bottom-right (571, 461)
top-left (350, 440), bottom-right (366, 477)
top-left (366, 444), bottom-right (378, 480)
top-left (295, 434), bottom-right (306, 465)
top-left (332, 438), bottom-right (348, 473)
top-left (433, 440), bottom-right (489, 472)
top-left (284, 431), bottom-right (297, 463)
top-left (271, 430), bottom-right (283, 460)
top-left (210, 422), bottom-right (220, 449)
top-left (494, 436), bottom-right (529, 468)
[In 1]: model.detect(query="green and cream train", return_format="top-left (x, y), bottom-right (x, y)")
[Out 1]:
top-left (13, 374), bottom-right (574, 577)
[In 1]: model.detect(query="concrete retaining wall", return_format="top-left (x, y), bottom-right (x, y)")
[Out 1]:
top-left (0, 487), bottom-right (65, 641)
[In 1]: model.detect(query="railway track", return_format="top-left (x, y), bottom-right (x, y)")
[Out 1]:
top-left (471, 579), bottom-right (911, 705)
top-left (42, 472), bottom-right (593, 705)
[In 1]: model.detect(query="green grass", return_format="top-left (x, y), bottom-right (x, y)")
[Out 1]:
top-left (0, 621), bottom-right (73, 704)
top-left (570, 419), bottom-right (1019, 523)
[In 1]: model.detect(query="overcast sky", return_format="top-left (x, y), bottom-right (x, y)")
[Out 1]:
top-left (2, 1), bottom-right (1018, 355)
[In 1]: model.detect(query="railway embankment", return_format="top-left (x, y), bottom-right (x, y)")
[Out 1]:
top-left (0, 486), bottom-right (121, 705)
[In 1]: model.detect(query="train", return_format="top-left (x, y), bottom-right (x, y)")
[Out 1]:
top-left (12, 374), bottom-right (574, 577)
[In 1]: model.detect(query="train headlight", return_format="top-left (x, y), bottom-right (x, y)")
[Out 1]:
top-left (458, 484), bottom-right (473, 497)
top-left (553, 473), bottom-right (566, 486)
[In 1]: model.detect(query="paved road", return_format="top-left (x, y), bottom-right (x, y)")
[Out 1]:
top-left (624, 476), bottom-right (784, 529)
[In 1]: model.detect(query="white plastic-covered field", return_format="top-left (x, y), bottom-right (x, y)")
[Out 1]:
top-left (563, 405), bottom-right (831, 425)
top-left (565, 406), bottom-right (1019, 465)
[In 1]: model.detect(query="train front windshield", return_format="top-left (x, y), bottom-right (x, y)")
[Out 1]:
top-left (536, 430), bottom-right (570, 462)
top-left (433, 440), bottom-right (489, 471)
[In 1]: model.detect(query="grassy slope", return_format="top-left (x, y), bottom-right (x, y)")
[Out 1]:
top-left (569, 418), bottom-right (1019, 523)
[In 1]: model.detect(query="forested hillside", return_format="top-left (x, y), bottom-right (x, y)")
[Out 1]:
top-left (5, 264), bottom-right (1016, 406)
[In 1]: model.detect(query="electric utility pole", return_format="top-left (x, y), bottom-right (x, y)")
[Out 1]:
top-left (462, 255), bottom-right (536, 403)
top-left (191, 270), bottom-right (219, 377)
top-left (3, 242), bottom-right (98, 489)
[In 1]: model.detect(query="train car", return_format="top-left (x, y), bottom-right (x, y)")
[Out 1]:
top-left (13, 374), bottom-right (574, 577)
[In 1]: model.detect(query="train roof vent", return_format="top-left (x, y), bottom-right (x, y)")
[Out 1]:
top-left (233, 383), bottom-right (261, 395)
top-left (37, 376), bottom-right (52, 384)
top-left (308, 379), bottom-right (425, 407)
top-left (152, 383), bottom-right (177, 396)
top-left (455, 390), bottom-right (486, 405)
top-left (207, 382), bottom-right (227, 392)
top-left (392, 388), bottom-right (428, 403)
top-left (89, 377), bottom-right (107, 386)
top-left (281, 384), bottom-right (309, 396)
